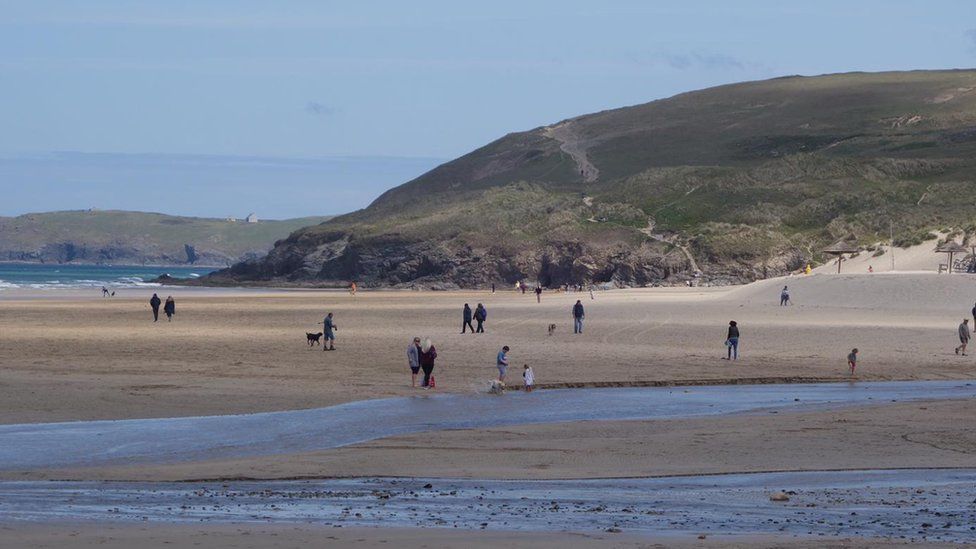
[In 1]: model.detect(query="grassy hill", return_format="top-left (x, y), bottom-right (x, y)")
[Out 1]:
top-left (0, 210), bottom-right (332, 266)
top-left (208, 70), bottom-right (976, 288)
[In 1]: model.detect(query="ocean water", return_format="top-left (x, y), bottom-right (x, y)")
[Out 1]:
top-left (0, 263), bottom-right (214, 291)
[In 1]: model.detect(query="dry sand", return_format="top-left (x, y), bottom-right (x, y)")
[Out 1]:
top-left (2, 273), bottom-right (976, 424)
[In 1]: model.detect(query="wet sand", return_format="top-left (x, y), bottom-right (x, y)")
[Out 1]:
top-left (4, 470), bottom-right (975, 542)
top-left (2, 273), bottom-right (976, 424)
top-left (0, 523), bottom-right (943, 549)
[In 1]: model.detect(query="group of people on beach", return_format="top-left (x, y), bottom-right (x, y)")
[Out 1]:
top-left (148, 293), bottom-right (176, 322)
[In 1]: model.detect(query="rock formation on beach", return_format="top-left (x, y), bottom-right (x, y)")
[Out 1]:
top-left (207, 70), bottom-right (976, 288)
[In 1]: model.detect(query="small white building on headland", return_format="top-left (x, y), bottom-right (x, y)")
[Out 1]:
top-left (245, 213), bottom-right (258, 223)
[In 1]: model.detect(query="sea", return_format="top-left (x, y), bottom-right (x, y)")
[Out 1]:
top-left (0, 263), bottom-right (216, 291)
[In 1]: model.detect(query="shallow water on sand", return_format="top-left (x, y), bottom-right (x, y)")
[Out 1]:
top-left (1, 380), bottom-right (974, 471)
top-left (1, 469), bottom-right (975, 542)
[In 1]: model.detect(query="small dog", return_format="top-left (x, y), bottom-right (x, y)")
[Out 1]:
top-left (547, 323), bottom-right (557, 336)
top-left (306, 332), bottom-right (323, 346)
top-left (488, 379), bottom-right (506, 395)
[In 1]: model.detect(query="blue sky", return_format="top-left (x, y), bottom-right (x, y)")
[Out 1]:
top-left (1, 1), bottom-right (974, 217)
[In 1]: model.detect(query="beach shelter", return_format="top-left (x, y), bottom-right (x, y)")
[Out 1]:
top-left (823, 241), bottom-right (859, 273)
top-left (935, 241), bottom-right (968, 273)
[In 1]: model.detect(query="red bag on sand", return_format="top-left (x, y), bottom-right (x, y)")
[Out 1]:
top-left (429, 375), bottom-right (436, 388)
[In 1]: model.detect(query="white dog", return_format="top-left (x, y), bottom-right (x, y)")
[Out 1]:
top-left (487, 379), bottom-right (506, 395)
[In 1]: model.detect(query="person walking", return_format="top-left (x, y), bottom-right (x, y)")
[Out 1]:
top-left (496, 345), bottom-right (510, 382)
top-left (956, 319), bottom-right (970, 356)
top-left (780, 286), bottom-right (791, 306)
top-left (149, 293), bottom-right (161, 322)
top-left (572, 299), bottom-right (585, 334)
top-left (419, 338), bottom-right (437, 389)
top-left (724, 320), bottom-right (740, 360)
top-left (407, 337), bottom-right (421, 387)
top-left (323, 312), bottom-right (337, 351)
top-left (491, 283), bottom-right (496, 294)
top-left (474, 303), bottom-right (487, 333)
top-left (462, 304), bottom-right (475, 334)
top-left (535, 286), bottom-right (542, 303)
top-left (847, 348), bottom-right (858, 376)
top-left (163, 296), bottom-right (175, 321)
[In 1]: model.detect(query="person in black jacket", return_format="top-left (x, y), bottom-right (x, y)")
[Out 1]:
top-left (572, 300), bottom-right (585, 334)
top-left (149, 293), bottom-right (162, 322)
top-left (419, 338), bottom-right (437, 389)
top-left (163, 296), bottom-right (176, 322)
top-left (474, 303), bottom-right (487, 333)
top-left (724, 320), bottom-right (739, 360)
top-left (462, 304), bottom-right (475, 333)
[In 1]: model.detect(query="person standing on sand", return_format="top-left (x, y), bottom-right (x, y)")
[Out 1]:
top-left (149, 293), bottom-right (161, 322)
top-left (535, 286), bottom-right (542, 303)
top-left (474, 303), bottom-right (487, 333)
top-left (780, 286), bottom-right (791, 306)
top-left (496, 345), bottom-right (510, 382)
top-left (956, 319), bottom-right (970, 356)
top-left (573, 299), bottom-right (585, 334)
top-left (163, 296), bottom-right (175, 321)
top-left (419, 338), bottom-right (437, 389)
top-left (407, 337), bottom-right (421, 387)
top-left (847, 348), bottom-right (858, 376)
top-left (523, 364), bottom-right (535, 392)
top-left (323, 312), bottom-right (337, 351)
top-left (724, 320), bottom-right (740, 360)
top-left (491, 283), bottom-right (495, 294)
top-left (462, 304), bottom-right (475, 333)
top-left (971, 302), bottom-right (976, 328)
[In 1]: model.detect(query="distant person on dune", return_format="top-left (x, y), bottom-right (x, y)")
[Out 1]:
top-left (419, 338), bottom-right (437, 389)
top-left (474, 303), bottom-right (487, 333)
top-left (462, 303), bottom-right (475, 333)
top-left (956, 319), bottom-right (970, 356)
top-left (149, 293), bottom-right (161, 322)
top-left (350, 282), bottom-right (357, 295)
top-left (535, 286), bottom-right (542, 303)
top-left (163, 296), bottom-right (175, 321)
top-left (724, 320), bottom-right (739, 360)
top-left (407, 337), bottom-right (421, 387)
top-left (847, 348), bottom-right (858, 376)
top-left (780, 286), bottom-right (791, 306)
top-left (805, 264), bottom-right (812, 275)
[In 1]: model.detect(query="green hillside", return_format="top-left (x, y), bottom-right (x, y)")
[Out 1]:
top-left (208, 70), bottom-right (976, 288)
top-left (0, 210), bottom-right (332, 266)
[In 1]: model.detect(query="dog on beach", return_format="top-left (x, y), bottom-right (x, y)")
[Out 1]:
top-left (547, 323), bottom-right (557, 336)
top-left (306, 332), bottom-right (324, 346)
top-left (488, 379), bottom-right (506, 395)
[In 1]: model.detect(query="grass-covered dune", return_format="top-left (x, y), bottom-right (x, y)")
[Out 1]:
top-left (210, 70), bottom-right (976, 288)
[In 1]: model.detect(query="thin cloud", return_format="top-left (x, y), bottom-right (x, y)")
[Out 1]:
top-left (305, 102), bottom-right (335, 116)
top-left (628, 51), bottom-right (749, 71)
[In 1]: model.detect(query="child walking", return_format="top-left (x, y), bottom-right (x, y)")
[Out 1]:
top-left (523, 364), bottom-right (535, 392)
top-left (847, 348), bottom-right (858, 376)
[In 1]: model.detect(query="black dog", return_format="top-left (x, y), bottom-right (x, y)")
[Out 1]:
top-left (306, 332), bottom-right (324, 346)
top-left (548, 324), bottom-right (557, 336)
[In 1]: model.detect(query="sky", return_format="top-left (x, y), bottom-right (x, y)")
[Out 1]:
top-left (1, 1), bottom-right (974, 218)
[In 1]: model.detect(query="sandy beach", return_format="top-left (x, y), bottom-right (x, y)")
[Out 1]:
top-left (2, 273), bottom-right (976, 424)
top-left (3, 273), bottom-right (976, 546)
